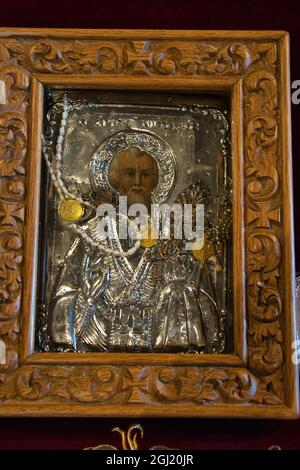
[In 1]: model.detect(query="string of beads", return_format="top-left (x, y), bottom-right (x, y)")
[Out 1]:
top-left (42, 94), bottom-right (141, 258)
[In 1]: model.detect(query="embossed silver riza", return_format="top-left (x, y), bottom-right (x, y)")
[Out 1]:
top-left (37, 93), bottom-right (232, 354)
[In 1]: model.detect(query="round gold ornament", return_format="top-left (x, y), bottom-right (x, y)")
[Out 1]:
top-left (139, 223), bottom-right (158, 248)
top-left (58, 199), bottom-right (84, 222)
top-left (192, 239), bottom-right (214, 261)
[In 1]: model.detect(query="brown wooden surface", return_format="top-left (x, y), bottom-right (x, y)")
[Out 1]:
top-left (0, 28), bottom-right (298, 418)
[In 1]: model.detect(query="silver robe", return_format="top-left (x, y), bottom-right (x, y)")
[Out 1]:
top-left (49, 219), bottom-right (222, 352)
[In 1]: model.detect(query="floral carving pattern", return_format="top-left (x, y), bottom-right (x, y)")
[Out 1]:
top-left (0, 366), bottom-right (133, 403)
top-left (138, 367), bottom-right (258, 404)
top-left (244, 68), bottom-right (284, 404)
top-left (0, 366), bottom-right (258, 404)
top-left (0, 39), bottom-right (276, 76)
top-left (0, 41), bottom-right (29, 374)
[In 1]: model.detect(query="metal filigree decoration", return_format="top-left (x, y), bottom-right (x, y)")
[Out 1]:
top-left (83, 424), bottom-right (284, 450)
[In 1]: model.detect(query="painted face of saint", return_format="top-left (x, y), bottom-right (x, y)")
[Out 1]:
top-left (108, 146), bottom-right (159, 208)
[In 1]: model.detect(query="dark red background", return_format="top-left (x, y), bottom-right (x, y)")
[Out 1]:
top-left (0, 0), bottom-right (299, 450)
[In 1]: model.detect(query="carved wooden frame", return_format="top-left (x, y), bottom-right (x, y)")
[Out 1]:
top-left (0, 28), bottom-right (298, 418)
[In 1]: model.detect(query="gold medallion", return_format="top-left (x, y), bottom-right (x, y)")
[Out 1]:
top-left (192, 240), bottom-right (214, 261)
top-left (140, 223), bottom-right (158, 248)
top-left (58, 198), bottom-right (84, 222)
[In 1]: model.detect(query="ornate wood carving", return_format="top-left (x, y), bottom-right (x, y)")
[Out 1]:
top-left (0, 41), bottom-right (29, 374)
top-left (0, 39), bottom-right (276, 76)
top-left (0, 30), bottom-right (296, 417)
top-left (244, 67), bottom-right (284, 405)
top-left (0, 365), bottom-right (258, 404)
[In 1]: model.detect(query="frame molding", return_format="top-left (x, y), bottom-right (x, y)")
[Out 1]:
top-left (0, 29), bottom-right (298, 418)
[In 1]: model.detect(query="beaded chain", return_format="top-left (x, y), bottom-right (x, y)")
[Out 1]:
top-left (42, 94), bottom-right (141, 258)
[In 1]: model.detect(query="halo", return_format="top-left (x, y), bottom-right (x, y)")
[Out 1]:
top-left (89, 130), bottom-right (177, 204)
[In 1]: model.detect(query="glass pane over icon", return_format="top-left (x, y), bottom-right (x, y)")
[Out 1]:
top-left (35, 89), bottom-right (233, 353)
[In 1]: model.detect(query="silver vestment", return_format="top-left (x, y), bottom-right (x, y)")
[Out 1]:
top-left (50, 208), bottom-right (223, 353)
top-left (49, 129), bottom-right (226, 353)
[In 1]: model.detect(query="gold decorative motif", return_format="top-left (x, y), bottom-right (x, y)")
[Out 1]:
top-left (139, 222), bottom-right (158, 248)
top-left (192, 240), bottom-right (214, 261)
top-left (84, 428), bottom-right (283, 450)
top-left (58, 198), bottom-right (84, 222)
top-left (84, 424), bottom-right (174, 450)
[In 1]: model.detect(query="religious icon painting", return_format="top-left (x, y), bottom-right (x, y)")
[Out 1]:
top-left (37, 90), bottom-right (233, 355)
top-left (0, 29), bottom-right (297, 418)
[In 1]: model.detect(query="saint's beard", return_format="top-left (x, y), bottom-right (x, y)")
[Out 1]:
top-left (126, 189), bottom-right (151, 209)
